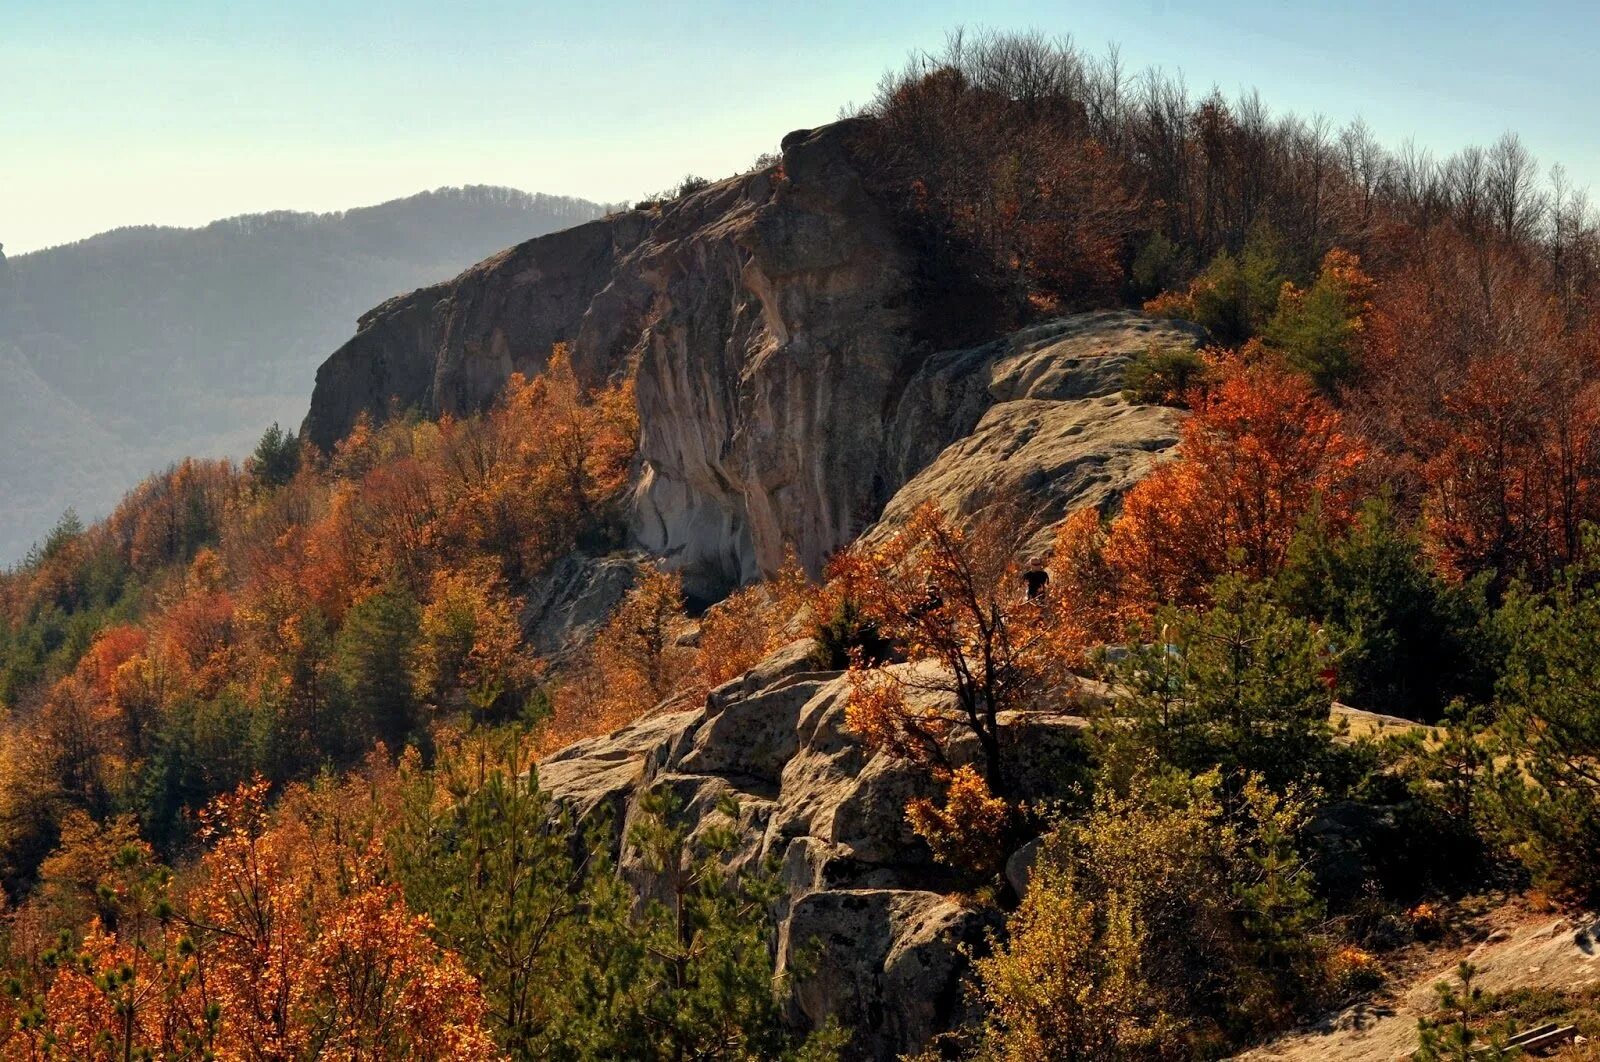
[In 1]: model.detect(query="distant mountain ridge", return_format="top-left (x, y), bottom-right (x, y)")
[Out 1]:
top-left (0, 186), bottom-right (613, 565)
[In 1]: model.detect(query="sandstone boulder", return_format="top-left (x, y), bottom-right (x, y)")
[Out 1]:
top-left (870, 309), bottom-right (1202, 554)
top-left (536, 643), bottom-right (1091, 1059)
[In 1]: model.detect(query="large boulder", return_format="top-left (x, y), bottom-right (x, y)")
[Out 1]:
top-left (781, 889), bottom-right (1002, 1059)
top-left (536, 644), bottom-right (1091, 1059)
top-left (870, 309), bottom-right (1202, 555)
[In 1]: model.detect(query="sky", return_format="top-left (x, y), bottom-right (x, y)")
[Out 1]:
top-left (3, 0), bottom-right (1598, 255)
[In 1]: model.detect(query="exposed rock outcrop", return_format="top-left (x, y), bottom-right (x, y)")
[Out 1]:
top-left (303, 117), bottom-right (1199, 600)
top-left (302, 212), bottom-right (657, 451)
top-left (306, 122), bottom-right (919, 599)
top-left (870, 311), bottom-right (1203, 557)
top-left (536, 640), bottom-right (1089, 1059)
top-left (518, 552), bottom-right (642, 658)
top-left (627, 120), bottom-right (920, 599)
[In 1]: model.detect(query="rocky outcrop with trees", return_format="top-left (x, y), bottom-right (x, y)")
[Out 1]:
top-left (6, 27), bottom-right (1600, 1062)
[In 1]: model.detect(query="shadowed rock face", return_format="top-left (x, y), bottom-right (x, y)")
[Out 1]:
top-left (628, 120), bottom-right (920, 599)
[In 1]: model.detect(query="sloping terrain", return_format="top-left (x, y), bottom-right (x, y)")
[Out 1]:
top-left (303, 123), bottom-right (1199, 600)
top-left (539, 640), bottom-right (1090, 1061)
top-left (0, 187), bottom-right (609, 563)
top-left (1246, 903), bottom-right (1600, 1061)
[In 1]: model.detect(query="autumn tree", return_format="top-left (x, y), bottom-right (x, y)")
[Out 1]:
top-left (236, 574), bottom-right (347, 773)
top-left (1088, 353), bottom-right (1369, 611)
top-left (838, 504), bottom-right (1077, 800)
top-left (1360, 230), bottom-right (1600, 590)
top-left (863, 30), bottom-right (1141, 328)
top-left (692, 552), bottom-right (809, 693)
top-left (546, 565), bottom-right (695, 751)
top-left (414, 566), bottom-right (536, 721)
top-left (438, 345), bottom-right (638, 580)
top-left (173, 780), bottom-right (498, 1059)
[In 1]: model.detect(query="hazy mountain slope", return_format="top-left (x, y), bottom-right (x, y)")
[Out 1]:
top-left (0, 342), bottom-right (146, 562)
top-left (0, 186), bottom-right (611, 564)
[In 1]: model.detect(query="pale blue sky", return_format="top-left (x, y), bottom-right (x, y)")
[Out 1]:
top-left (4, 0), bottom-right (1597, 254)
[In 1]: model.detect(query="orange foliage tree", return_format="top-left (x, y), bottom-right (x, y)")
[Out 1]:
top-left (545, 566), bottom-right (695, 751)
top-left (1078, 353), bottom-right (1369, 612)
top-left (2, 778), bottom-right (496, 1060)
top-left (414, 566), bottom-right (537, 721)
top-left (835, 504), bottom-right (1078, 801)
top-left (436, 344), bottom-right (637, 581)
top-left (1360, 233), bottom-right (1600, 588)
top-left (691, 552), bottom-right (809, 693)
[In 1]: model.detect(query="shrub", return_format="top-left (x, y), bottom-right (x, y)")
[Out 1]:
top-left (1264, 248), bottom-right (1373, 390)
top-left (970, 769), bottom-right (1327, 1058)
top-left (1145, 222), bottom-right (1288, 345)
top-left (1276, 500), bottom-right (1497, 721)
top-left (1489, 558), bottom-right (1600, 901)
top-left (1120, 342), bottom-right (1211, 407)
top-left (1098, 577), bottom-right (1341, 794)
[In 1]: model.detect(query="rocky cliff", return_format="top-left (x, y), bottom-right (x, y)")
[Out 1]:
top-left (303, 120), bottom-right (1200, 600)
top-left (538, 639), bottom-right (1092, 1060)
top-left (306, 121), bottom-right (921, 599)
top-left (300, 118), bottom-right (1212, 1059)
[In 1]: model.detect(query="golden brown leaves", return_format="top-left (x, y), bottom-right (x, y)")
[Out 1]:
top-left (415, 567), bottom-right (536, 717)
top-left (905, 764), bottom-right (1013, 873)
top-left (835, 503), bottom-right (1082, 797)
top-left (543, 566), bottom-right (694, 753)
top-left (692, 551), bottom-right (810, 692)
top-left (1054, 354), bottom-right (1370, 624)
top-left (844, 666), bottom-right (951, 771)
top-left (6, 771), bottom-right (497, 1060)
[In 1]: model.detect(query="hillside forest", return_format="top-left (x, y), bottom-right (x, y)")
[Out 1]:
top-left (3, 30), bottom-right (1600, 1060)
top-left (0, 186), bottom-right (611, 566)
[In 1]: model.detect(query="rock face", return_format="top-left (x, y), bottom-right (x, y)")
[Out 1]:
top-left (869, 311), bottom-right (1202, 558)
top-left (627, 122), bottom-right (921, 600)
top-left (518, 552), bottom-right (642, 658)
top-left (302, 213), bottom-right (657, 451)
top-left (536, 639), bottom-right (1088, 1060)
top-left (305, 121), bottom-right (921, 600)
top-left (303, 117), bottom-right (1198, 600)
top-left (294, 117), bottom-right (1217, 1062)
